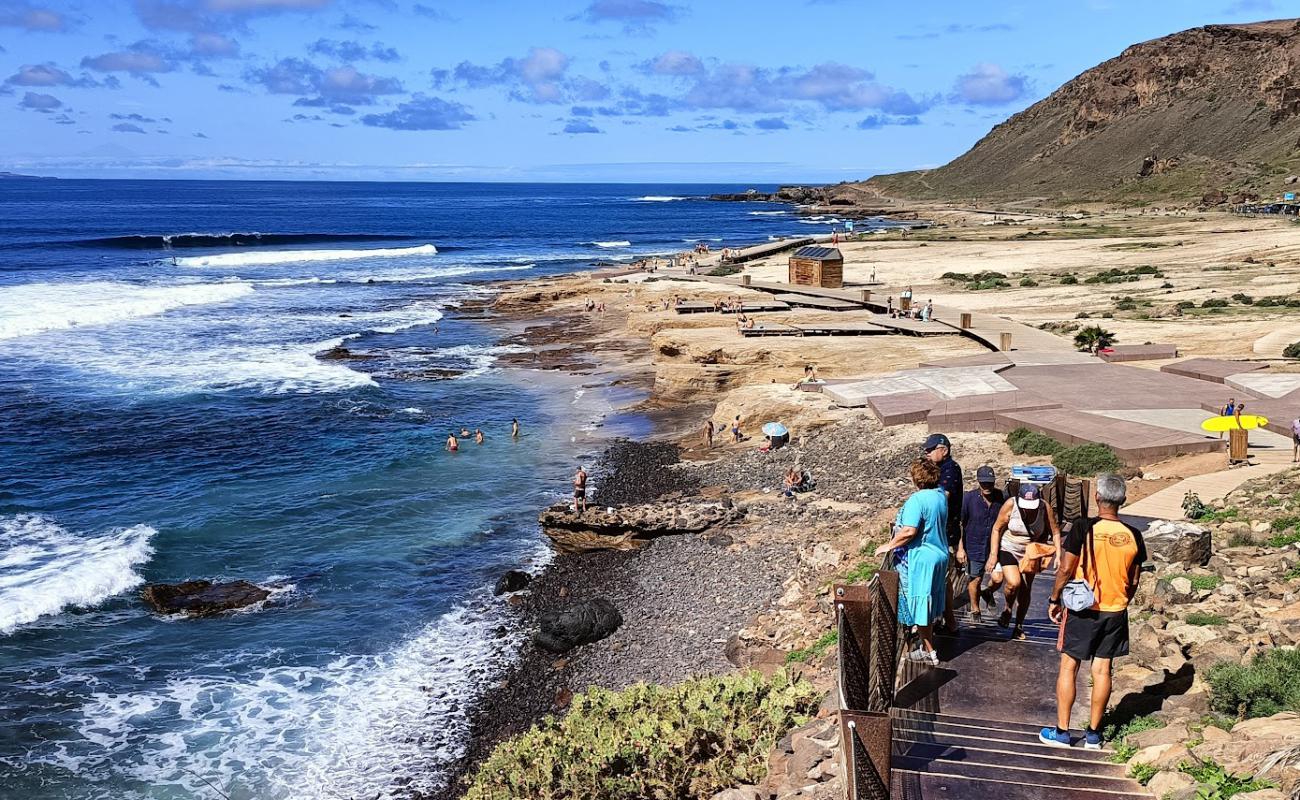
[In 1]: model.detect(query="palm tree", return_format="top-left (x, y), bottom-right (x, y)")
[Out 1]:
top-left (1073, 325), bottom-right (1116, 353)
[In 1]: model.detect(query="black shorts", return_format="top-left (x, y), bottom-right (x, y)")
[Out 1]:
top-left (997, 550), bottom-right (1020, 568)
top-left (574, 489), bottom-right (585, 499)
top-left (1061, 608), bottom-right (1130, 661)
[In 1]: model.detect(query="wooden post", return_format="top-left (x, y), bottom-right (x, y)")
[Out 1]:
top-left (959, 312), bottom-right (972, 329)
top-left (1229, 428), bottom-right (1249, 463)
top-left (740, 274), bottom-right (751, 286)
top-left (999, 332), bottom-right (1013, 351)
top-left (859, 289), bottom-right (872, 302)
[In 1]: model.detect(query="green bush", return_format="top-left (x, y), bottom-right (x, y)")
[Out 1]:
top-left (1104, 714), bottom-right (1165, 763)
top-left (1020, 277), bottom-right (1039, 287)
top-left (1073, 324), bottom-right (1116, 352)
top-left (1009, 430), bottom-right (1064, 456)
top-left (1114, 298), bottom-right (1137, 311)
top-left (1180, 574), bottom-right (1222, 591)
top-left (1231, 293), bottom-right (1254, 305)
top-left (1176, 300), bottom-right (1196, 310)
top-left (1060, 275), bottom-right (1079, 285)
top-left (1052, 443), bottom-right (1122, 476)
top-left (1128, 762), bottom-right (1158, 785)
top-left (1186, 612), bottom-right (1227, 627)
top-left (1207, 648), bottom-right (1300, 720)
top-left (1202, 298), bottom-right (1230, 308)
top-left (1268, 530), bottom-right (1300, 548)
top-left (1285, 341), bottom-right (1300, 360)
top-left (466, 670), bottom-right (819, 800)
top-left (707, 265), bottom-right (742, 277)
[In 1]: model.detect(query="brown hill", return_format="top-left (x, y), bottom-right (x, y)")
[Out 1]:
top-left (865, 19), bottom-right (1300, 205)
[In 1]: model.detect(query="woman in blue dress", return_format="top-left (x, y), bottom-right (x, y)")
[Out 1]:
top-left (875, 458), bottom-right (950, 666)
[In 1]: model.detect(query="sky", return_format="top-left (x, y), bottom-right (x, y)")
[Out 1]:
top-left (0, 0), bottom-right (1289, 182)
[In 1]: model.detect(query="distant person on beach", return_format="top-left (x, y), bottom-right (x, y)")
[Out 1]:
top-left (731, 415), bottom-right (742, 443)
top-left (1292, 417), bottom-right (1300, 462)
top-left (1043, 473), bottom-right (1146, 750)
top-left (573, 466), bottom-right (588, 514)
top-left (886, 296), bottom-right (894, 316)
top-left (474, 429), bottom-right (484, 445)
top-left (704, 419), bottom-right (714, 449)
top-left (1235, 402), bottom-right (1245, 429)
top-left (446, 433), bottom-right (459, 452)
top-left (512, 418), bottom-right (520, 438)
top-left (875, 458), bottom-right (949, 666)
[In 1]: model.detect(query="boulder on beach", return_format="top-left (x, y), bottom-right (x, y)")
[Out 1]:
top-left (141, 579), bottom-right (271, 617)
top-left (1143, 519), bottom-right (1212, 566)
top-left (534, 598), bottom-right (623, 653)
top-left (494, 569), bottom-right (532, 595)
top-left (538, 500), bottom-right (743, 554)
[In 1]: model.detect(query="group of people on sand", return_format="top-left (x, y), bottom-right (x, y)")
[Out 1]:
top-left (446, 419), bottom-right (521, 451)
top-left (877, 433), bottom-right (1148, 751)
top-left (714, 296), bottom-right (745, 312)
top-left (700, 414), bottom-right (747, 449)
top-left (884, 291), bottom-right (934, 321)
top-left (583, 298), bottom-right (607, 314)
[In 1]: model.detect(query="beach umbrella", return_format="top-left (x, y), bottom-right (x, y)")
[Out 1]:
top-left (762, 422), bottom-right (789, 438)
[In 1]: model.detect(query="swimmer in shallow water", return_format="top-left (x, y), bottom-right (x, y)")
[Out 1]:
top-left (447, 433), bottom-right (459, 452)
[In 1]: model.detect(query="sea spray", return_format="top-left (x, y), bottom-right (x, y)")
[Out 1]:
top-left (0, 282), bottom-right (254, 341)
top-left (0, 515), bottom-right (156, 635)
top-left (175, 244), bottom-right (438, 268)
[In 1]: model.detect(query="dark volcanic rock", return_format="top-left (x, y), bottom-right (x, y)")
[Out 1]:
top-left (494, 570), bottom-right (532, 595)
top-left (141, 580), bottom-right (270, 617)
top-left (589, 439), bottom-right (694, 507)
top-left (534, 598), bottom-right (623, 652)
top-left (317, 345), bottom-right (375, 361)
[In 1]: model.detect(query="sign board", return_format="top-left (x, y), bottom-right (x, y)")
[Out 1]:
top-left (846, 220), bottom-right (854, 232)
top-left (1286, 192), bottom-right (1296, 202)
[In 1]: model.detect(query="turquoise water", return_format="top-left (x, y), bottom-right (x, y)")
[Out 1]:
top-left (0, 181), bottom-right (878, 798)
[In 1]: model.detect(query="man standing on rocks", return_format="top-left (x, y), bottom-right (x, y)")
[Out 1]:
top-left (958, 466), bottom-right (1003, 623)
top-left (1043, 473), bottom-right (1146, 750)
top-left (925, 433), bottom-right (962, 631)
top-left (703, 418), bottom-right (714, 449)
top-left (573, 466), bottom-right (588, 514)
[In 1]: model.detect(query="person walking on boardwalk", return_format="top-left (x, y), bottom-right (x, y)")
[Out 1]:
top-left (1043, 473), bottom-right (1147, 749)
top-left (572, 466), bottom-right (588, 514)
top-left (958, 466), bottom-right (1004, 623)
top-left (875, 458), bottom-right (950, 666)
top-left (986, 484), bottom-right (1061, 640)
top-left (925, 434), bottom-right (962, 632)
top-left (1219, 397), bottom-right (1236, 439)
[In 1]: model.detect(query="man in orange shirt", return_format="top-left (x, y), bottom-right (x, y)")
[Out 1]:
top-left (1042, 473), bottom-right (1147, 750)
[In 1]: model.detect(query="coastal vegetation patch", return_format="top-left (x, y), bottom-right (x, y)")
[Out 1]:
top-left (1006, 427), bottom-right (1064, 457)
top-left (465, 670), bottom-right (818, 799)
top-left (939, 270), bottom-right (1010, 290)
top-left (1207, 648), bottom-right (1300, 720)
top-left (1051, 443), bottom-right (1122, 477)
top-left (1084, 265), bottom-right (1164, 284)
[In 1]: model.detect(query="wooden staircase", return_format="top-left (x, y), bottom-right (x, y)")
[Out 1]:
top-left (885, 578), bottom-right (1151, 799)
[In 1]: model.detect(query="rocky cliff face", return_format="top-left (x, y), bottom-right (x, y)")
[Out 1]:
top-left (867, 19), bottom-right (1300, 203)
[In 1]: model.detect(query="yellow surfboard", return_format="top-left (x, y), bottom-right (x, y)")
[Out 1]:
top-left (1201, 414), bottom-right (1270, 432)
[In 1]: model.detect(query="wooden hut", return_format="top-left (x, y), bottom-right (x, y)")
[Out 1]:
top-left (788, 246), bottom-right (844, 289)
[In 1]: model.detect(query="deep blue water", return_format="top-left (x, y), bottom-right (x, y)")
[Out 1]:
top-left (0, 181), bottom-right (850, 799)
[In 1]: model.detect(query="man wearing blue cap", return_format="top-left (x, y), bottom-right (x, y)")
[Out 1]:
top-left (958, 466), bottom-right (1004, 623)
top-left (925, 433), bottom-right (962, 631)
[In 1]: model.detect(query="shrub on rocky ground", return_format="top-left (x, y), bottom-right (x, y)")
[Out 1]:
top-left (1052, 443), bottom-right (1122, 476)
top-left (465, 670), bottom-right (818, 800)
top-left (1007, 428), bottom-right (1064, 456)
top-left (708, 265), bottom-right (742, 277)
top-left (1207, 648), bottom-right (1300, 720)
top-left (1285, 341), bottom-right (1300, 359)
top-left (1180, 758), bottom-right (1275, 797)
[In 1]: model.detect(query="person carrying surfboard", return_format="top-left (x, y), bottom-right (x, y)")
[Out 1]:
top-left (1219, 397), bottom-right (1235, 439)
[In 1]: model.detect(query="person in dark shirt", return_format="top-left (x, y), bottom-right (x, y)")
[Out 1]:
top-left (925, 433), bottom-right (962, 631)
top-left (958, 466), bottom-right (1004, 623)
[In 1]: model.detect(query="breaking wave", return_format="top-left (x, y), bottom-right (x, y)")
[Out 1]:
top-left (0, 281), bottom-right (254, 341)
top-left (0, 515), bottom-right (156, 636)
top-left (175, 244), bottom-right (438, 268)
top-left (583, 240), bottom-right (631, 248)
top-left (70, 233), bottom-right (412, 250)
top-left (631, 195), bottom-right (687, 201)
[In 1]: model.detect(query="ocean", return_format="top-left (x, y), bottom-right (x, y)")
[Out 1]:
top-left (0, 180), bottom-right (876, 799)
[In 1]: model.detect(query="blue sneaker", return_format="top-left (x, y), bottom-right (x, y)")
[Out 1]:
top-left (1084, 728), bottom-right (1103, 750)
top-left (1039, 727), bottom-right (1071, 748)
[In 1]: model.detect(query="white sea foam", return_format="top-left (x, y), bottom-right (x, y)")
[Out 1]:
top-left (584, 240), bottom-right (631, 248)
top-left (0, 281), bottom-right (254, 341)
top-left (0, 515), bottom-right (156, 635)
top-left (632, 195), bottom-right (686, 201)
top-left (58, 594), bottom-right (530, 799)
top-left (748, 210), bottom-right (787, 215)
top-left (174, 244), bottom-right (438, 268)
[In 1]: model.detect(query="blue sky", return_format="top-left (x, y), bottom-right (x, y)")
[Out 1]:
top-left (0, 0), bottom-right (1287, 181)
